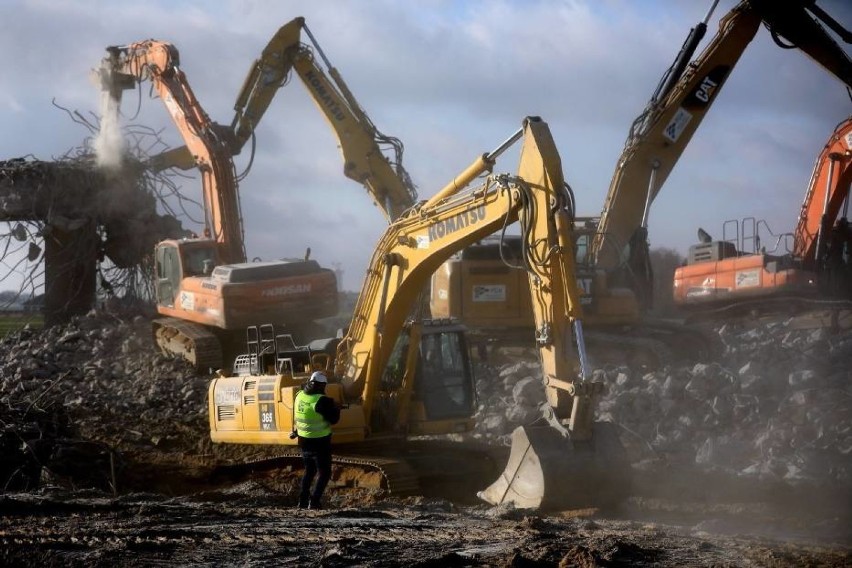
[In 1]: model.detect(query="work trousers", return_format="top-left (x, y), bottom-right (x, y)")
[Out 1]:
top-left (299, 435), bottom-right (332, 507)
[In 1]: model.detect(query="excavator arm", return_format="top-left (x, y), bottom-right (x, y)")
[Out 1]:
top-left (335, 118), bottom-right (592, 430)
top-left (151, 17), bottom-right (417, 222)
top-left (592, 0), bottom-right (852, 305)
top-left (793, 116), bottom-right (852, 269)
top-left (271, 17), bottom-right (418, 220)
top-left (97, 41), bottom-right (246, 264)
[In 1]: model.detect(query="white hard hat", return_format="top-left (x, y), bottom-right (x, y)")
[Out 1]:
top-left (310, 371), bottom-right (328, 384)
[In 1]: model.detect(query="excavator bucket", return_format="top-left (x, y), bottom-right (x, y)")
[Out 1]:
top-left (478, 421), bottom-right (631, 511)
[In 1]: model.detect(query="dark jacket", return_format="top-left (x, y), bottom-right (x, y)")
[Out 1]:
top-left (313, 395), bottom-right (341, 426)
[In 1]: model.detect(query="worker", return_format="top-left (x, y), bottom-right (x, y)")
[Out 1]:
top-left (293, 371), bottom-right (340, 509)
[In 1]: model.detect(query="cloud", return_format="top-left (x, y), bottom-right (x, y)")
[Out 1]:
top-left (0, 0), bottom-right (849, 291)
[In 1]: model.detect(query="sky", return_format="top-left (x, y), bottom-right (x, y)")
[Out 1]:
top-left (1, 0), bottom-right (850, 291)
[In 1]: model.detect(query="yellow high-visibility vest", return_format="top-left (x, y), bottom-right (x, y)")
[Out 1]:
top-left (294, 391), bottom-right (332, 438)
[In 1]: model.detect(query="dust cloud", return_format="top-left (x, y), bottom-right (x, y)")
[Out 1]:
top-left (94, 91), bottom-right (125, 169)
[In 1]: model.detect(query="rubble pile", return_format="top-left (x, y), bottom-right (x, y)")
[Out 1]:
top-left (471, 318), bottom-right (852, 488)
top-left (1, 307), bottom-right (848, 496)
top-left (0, 310), bottom-right (210, 491)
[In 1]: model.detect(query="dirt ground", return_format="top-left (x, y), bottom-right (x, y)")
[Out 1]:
top-left (1, 455), bottom-right (850, 567)
top-left (1, 312), bottom-right (850, 566)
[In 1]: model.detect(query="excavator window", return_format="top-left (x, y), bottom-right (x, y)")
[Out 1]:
top-left (574, 232), bottom-right (591, 266)
top-left (416, 330), bottom-right (474, 420)
top-left (183, 246), bottom-right (217, 277)
top-left (382, 334), bottom-right (410, 391)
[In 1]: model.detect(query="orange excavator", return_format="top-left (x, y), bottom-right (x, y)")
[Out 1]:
top-left (673, 116), bottom-right (852, 310)
top-left (98, 18), bottom-right (420, 371)
top-left (97, 40), bottom-right (338, 371)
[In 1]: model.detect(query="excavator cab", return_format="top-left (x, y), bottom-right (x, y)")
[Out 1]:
top-left (375, 319), bottom-right (476, 436)
top-left (154, 239), bottom-right (220, 307)
top-left (411, 321), bottom-right (476, 422)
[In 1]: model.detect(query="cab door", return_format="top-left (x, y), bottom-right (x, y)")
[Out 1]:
top-left (155, 243), bottom-right (182, 307)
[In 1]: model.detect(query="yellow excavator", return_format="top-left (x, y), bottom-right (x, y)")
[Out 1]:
top-left (430, 0), bottom-right (852, 367)
top-left (208, 118), bottom-right (629, 511)
top-left (97, 17), bottom-right (419, 370)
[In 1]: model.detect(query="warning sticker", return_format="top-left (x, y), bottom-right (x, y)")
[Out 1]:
top-left (735, 269), bottom-right (761, 288)
top-left (472, 285), bottom-right (506, 302)
top-left (179, 291), bottom-right (195, 311)
top-left (663, 107), bottom-right (693, 143)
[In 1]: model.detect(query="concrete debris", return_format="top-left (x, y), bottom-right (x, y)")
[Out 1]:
top-left (470, 318), bottom-right (851, 489)
top-left (0, 309), bottom-right (208, 491)
top-left (1, 308), bottom-right (849, 496)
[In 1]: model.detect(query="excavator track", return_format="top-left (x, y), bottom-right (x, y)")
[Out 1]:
top-left (683, 297), bottom-right (852, 328)
top-left (210, 440), bottom-right (503, 501)
top-left (152, 317), bottom-right (223, 371)
top-left (210, 452), bottom-right (420, 496)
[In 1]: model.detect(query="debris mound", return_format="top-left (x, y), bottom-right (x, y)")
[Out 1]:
top-left (471, 316), bottom-right (852, 491)
top-left (0, 309), bottom-right (212, 491)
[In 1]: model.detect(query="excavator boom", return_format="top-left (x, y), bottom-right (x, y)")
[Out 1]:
top-left (593, 0), bottom-right (852, 288)
top-left (153, 17), bottom-right (418, 222)
top-left (593, 3), bottom-right (760, 273)
top-left (99, 41), bottom-right (246, 264)
top-left (793, 116), bottom-right (852, 269)
top-left (280, 18), bottom-right (418, 220)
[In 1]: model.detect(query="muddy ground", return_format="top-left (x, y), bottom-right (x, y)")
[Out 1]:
top-left (2, 431), bottom-right (850, 566)
top-left (1, 310), bottom-right (850, 566)
top-left (1, 480), bottom-right (850, 567)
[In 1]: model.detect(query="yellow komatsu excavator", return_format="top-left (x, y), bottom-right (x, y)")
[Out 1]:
top-left (430, 0), bottom-right (852, 367)
top-left (209, 118), bottom-right (629, 511)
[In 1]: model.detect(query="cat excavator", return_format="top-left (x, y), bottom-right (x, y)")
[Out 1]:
top-left (592, 0), bottom-right (851, 302)
top-left (673, 115), bottom-right (852, 311)
top-left (430, 0), bottom-right (852, 367)
top-left (208, 118), bottom-right (629, 511)
top-left (97, 18), bottom-right (418, 370)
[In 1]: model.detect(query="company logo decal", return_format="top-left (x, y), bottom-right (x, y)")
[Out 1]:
top-left (261, 283), bottom-right (312, 297)
top-left (428, 205), bottom-right (487, 241)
